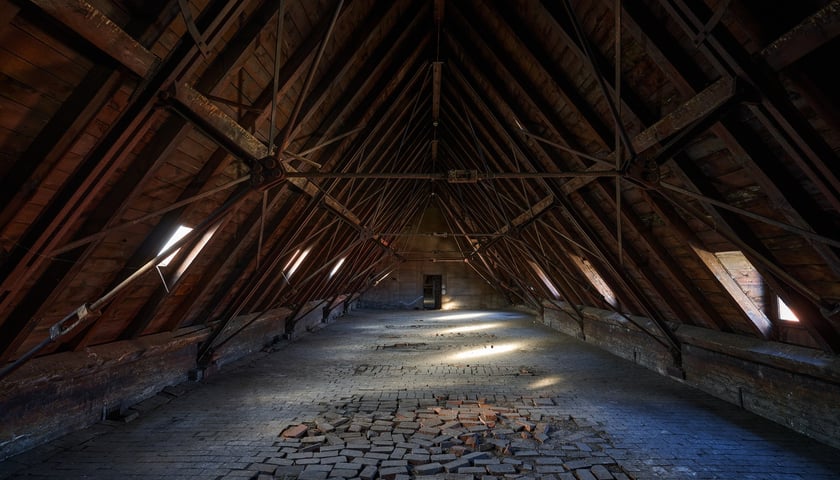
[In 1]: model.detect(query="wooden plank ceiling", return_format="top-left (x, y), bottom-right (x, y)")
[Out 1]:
top-left (0, 0), bottom-right (839, 370)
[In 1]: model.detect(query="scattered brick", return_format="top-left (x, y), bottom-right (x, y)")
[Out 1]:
top-left (359, 465), bottom-right (378, 480)
top-left (486, 463), bottom-right (516, 474)
top-left (457, 466), bottom-right (487, 474)
top-left (364, 452), bottom-right (390, 460)
top-left (404, 453), bottom-right (430, 464)
top-left (431, 453), bottom-right (457, 462)
top-left (590, 464), bottom-right (614, 480)
top-left (414, 462), bottom-right (444, 475)
top-left (379, 465), bottom-right (408, 479)
top-left (319, 456), bottom-right (347, 464)
top-left (443, 457), bottom-right (471, 472)
top-left (302, 435), bottom-right (326, 444)
top-left (339, 449), bottom-right (364, 458)
top-left (574, 468), bottom-right (598, 480)
top-left (536, 464), bottom-right (568, 474)
top-left (282, 424), bottom-right (309, 438)
top-left (297, 471), bottom-right (328, 480)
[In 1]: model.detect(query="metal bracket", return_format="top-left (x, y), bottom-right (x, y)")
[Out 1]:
top-left (250, 156), bottom-right (287, 190)
top-left (48, 304), bottom-right (99, 341)
top-left (178, 0), bottom-right (211, 57)
top-left (447, 169), bottom-right (479, 183)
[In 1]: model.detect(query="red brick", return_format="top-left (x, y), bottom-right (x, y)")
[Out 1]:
top-left (282, 425), bottom-right (308, 438)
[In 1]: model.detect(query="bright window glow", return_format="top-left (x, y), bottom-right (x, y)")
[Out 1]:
top-left (284, 249), bottom-right (301, 271)
top-left (329, 257), bottom-right (346, 279)
top-left (442, 322), bottom-right (502, 334)
top-left (286, 248), bottom-right (310, 278)
top-left (435, 312), bottom-right (488, 321)
top-left (778, 297), bottom-right (799, 322)
top-left (571, 255), bottom-right (617, 307)
top-left (158, 225), bottom-right (193, 267)
top-left (529, 261), bottom-right (561, 299)
top-left (373, 271), bottom-right (391, 285)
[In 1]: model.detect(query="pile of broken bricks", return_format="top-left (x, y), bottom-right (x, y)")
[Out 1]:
top-left (260, 397), bottom-right (632, 480)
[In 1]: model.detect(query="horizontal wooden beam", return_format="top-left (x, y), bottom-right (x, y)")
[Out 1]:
top-left (28, 0), bottom-right (159, 77)
top-left (761, 0), bottom-right (840, 71)
top-left (283, 171), bottom-right (617, 180)
top-left (496, 194), bottom-right (555, 236)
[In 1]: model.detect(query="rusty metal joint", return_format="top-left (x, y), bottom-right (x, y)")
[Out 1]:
top-left (250, 156), bottom-right (287, 191)
top-left (178, 0), bottom-right (211, 57)
top-left (49, 304), bottom-right (99, 341)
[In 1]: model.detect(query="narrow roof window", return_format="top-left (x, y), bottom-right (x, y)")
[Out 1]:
top-left (778, 297), bottom-right (799, 322)
top-left (329, 257), bottom-right (346, 279)
top-left (158, 225), bottom-right (193, 267)
top-left (529, 261), bottom-right (560, 299)
top-left (286, 248), bottom-right (310, 278)
top-left (707, 250), bottom-right (772, 336)
top-left (284, 249), bottom-right (301, 272)
top-left (570, 254), bottom-right (616, 308)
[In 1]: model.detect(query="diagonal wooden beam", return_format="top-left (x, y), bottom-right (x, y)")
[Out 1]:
top-left (27, 0), bottom-right (159, 77)
top-left (761, 0), bottom-right (840, 71)
top-left (559, 76), bottom-right (737, 194)
top-left (629, 77), bottom-right (736, 156)
top-left (168, 83), bottom-right (370, 228)
top-left (617, 0), bottom-right (840, 275)
top-left (471, 195), bottom-right (556, 256)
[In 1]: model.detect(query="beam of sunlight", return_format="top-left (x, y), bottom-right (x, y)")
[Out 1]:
top-left (442, 323), bottom-right (502, 334)
top-left (451, 342), bottom-right (520, 360)
top-left (435, 312), bottom-right (489, 321)
top-left (442, 301), bottom-right (459, 310)
top-left (529, 376), bottom-right (561, 389)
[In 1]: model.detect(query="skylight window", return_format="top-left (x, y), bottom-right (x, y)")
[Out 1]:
top-left (778, 297), bottom-right (799, 322)
top-left (284, 249), bottom-right (301, 272)
top-left (329, 257), bottom-right (346, 279)
top-left (286, 248), bottom-right (310, 278)
top-left (570, 254), bottom-right (617, 308)
top-left (158, 225), bottom-right (193, 267)
top-left (529, 261), bottom-right (560, 299)
top-left (704, 250), bottom-right (772, 336)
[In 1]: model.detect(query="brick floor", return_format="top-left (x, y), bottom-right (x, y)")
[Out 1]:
top-left (1, 309), bottom-right (838, 479)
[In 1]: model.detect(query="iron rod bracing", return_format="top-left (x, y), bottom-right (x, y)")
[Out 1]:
top-left (284, 171), bottom-right (619, 180)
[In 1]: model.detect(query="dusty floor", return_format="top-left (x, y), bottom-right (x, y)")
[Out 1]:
top-left (1, 309), bottom-right (838, 479)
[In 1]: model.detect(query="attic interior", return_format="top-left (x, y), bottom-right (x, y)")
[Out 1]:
top-left (1, 0), bottom-right (840, 474)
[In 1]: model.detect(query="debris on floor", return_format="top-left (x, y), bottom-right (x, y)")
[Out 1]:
top-left (241, 395), bottom-right (633, 479)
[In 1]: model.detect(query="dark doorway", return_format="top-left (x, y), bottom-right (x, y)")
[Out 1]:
top-left (423, 274), bottom-right (442, 309)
